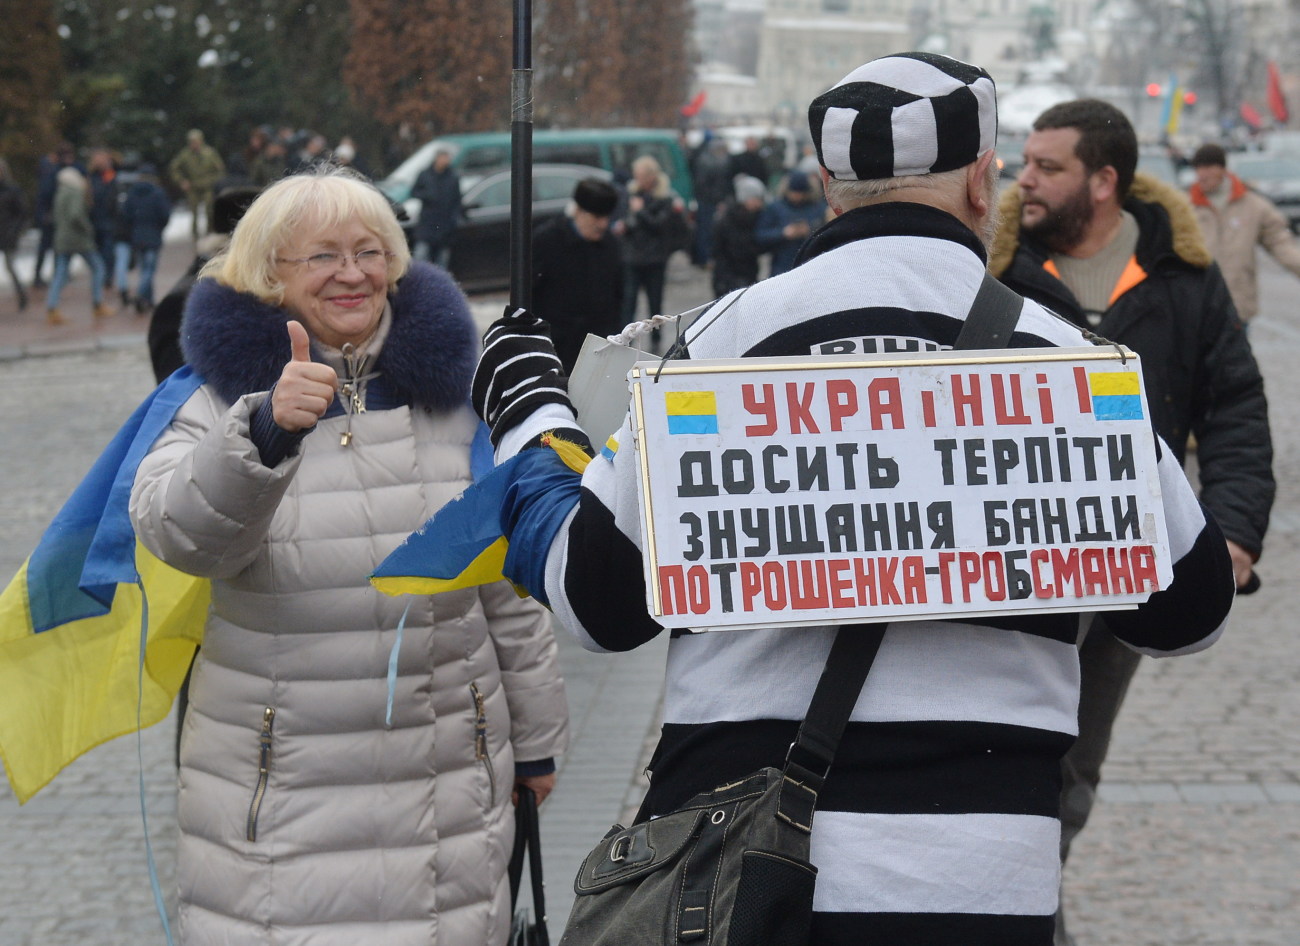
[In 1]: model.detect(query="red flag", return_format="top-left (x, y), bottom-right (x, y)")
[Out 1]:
top-left (680, 91), bottom-right (707, 117)
top-left (1240, 102), bottom-right (1263, 130)
top-left (1267, 61), bottom-right (1289, 123)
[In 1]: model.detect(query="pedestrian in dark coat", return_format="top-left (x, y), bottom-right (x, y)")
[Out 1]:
top-left (531, 178), bottom-right (624, 372)
top-left (0, 157), bottom-right (28, 310)
top-left (118, 165), bottom-right (172, 312)
top-left (412, 149), bottom-right (463, 267)
top-left (756, 170), bottom-right (827, 276)
top-left (990, 98), bottom-right (1273, 946)
top-left (87, 149), bottom-right (119, 288)
top-left (710, 174), bottom-right (766, 296)
top-left (618, 155), bottom-right (686, 336)
top-left (690, 137), bottom-right (733, 265)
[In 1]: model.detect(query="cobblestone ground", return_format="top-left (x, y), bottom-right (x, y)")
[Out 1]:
top-left (0, 257), bottom-right (1295, 944)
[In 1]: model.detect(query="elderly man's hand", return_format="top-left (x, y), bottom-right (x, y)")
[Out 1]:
top-left (271, 320), bottom-right (339, 432)
top-left (471, 306), bottom-right (570, 445)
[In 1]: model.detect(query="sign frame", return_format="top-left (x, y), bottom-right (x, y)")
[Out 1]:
top-left (630, 346), bottom-right (1169, 631)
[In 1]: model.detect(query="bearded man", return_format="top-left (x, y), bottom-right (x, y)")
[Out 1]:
top-left (990, 98), bottom-right (1273, 946)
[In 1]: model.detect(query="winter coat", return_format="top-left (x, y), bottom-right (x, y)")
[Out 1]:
top-left (531, 215), bottom-right (624, 372)
top-left (169, 144), bottom-right (226, 192)
top-left (1189, 172), bottom-right (1300, 321)
top-left (620, 174), bottom-right (685, 266)
top-left (710, 199), bottom-right (763, 295)
top-left (52, 177), bottom-right (96, 255)
top-left (121, 179), bottom-right (172, 250)
top-left (992, 173), bottom-right (1274, 556)
top-left (412, 165), bottom-right (463, 245)
top-left (0, 180), bottom-right (26, 252)
top-left (129, 262), bottom-right (569, 946)
top-left (504, 202), bottom-right (1234, 945)
top-left (88, 169), bottom-right (118, 235)
top-left (756, 195), bottom-right (827, 276)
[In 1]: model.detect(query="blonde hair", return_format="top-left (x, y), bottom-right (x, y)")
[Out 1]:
top-left (201, 166), bottom-right (411, 304)
top-left (631, 155), bottom-right (671, 198)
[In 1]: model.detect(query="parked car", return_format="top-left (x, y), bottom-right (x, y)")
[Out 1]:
top-left (444, 164), bottom-right (614, 293)
top-left (1230, 152), bottom-right (1300, 233)
top-left (379, 127), bottom-right (692, 223)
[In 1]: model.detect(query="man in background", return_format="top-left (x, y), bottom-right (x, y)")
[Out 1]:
top-left (412, 148), bottom-right (463, 268)
top-left (991, 99), bottom-right (1273, 946)
top-left (169, 129), bottom-right (225, 240)
top-left (531, 178), bottom-right (623, 373)
top-left (1188, 142), bottom-right (1300, 327)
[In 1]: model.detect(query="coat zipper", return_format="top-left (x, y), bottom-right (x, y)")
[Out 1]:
top-left (470, 682), bottom-right (496, 804)
top-left (246, 706), bottom-right (275, 842)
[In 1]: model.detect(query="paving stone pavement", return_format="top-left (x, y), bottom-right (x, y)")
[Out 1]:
top-left (0, 258), bottom-right (1295, 945)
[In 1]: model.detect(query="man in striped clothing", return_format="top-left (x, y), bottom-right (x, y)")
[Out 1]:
top-left (472, 53), bottom-right (1235, 945)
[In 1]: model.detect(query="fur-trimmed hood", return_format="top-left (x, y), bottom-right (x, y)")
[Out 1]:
top-left (989, 172), bottom-right (1213, 277)
top-left (180, 261), bottom-right (478, 411)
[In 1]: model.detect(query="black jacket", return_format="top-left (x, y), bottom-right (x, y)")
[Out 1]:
top-left (992, 174), bottom-right (1274, 555)
top-left (710, 199), bottom-right (762, 296)
top-left (531, 216), bottom-right (624, 372)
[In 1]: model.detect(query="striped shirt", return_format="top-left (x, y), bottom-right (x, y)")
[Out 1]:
top-left (504, 202), bottom-right (1234, 945)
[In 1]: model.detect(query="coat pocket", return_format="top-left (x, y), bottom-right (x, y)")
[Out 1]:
top-left (470, 682), bottom-right (496, 806)
top-left (245, 706), bottom-right (275, 842)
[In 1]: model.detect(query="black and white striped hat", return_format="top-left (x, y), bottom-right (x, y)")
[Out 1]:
top-left (809, 52), bottom-right (997, 181)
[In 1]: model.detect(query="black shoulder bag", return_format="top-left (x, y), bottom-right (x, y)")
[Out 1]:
top-left (510, 786), bottom-right (551, 946)
top-left (556, 272), bottom-right (1024, 946)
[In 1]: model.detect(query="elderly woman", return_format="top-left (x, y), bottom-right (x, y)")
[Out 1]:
top-left (129, 167), bottom-right (568, 945)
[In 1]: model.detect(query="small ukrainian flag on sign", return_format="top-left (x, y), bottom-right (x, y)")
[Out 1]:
top-left (1090, 372), bottom-right (1143, 420)
top-left (665, 391), bottom-right (719, 435)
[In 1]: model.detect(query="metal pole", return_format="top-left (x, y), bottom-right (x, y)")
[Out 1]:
top-left (509, 0), bottom-right (533, 311)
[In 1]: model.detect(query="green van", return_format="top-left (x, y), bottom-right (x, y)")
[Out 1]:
top-left (378, 127), bottom-right (693, 220)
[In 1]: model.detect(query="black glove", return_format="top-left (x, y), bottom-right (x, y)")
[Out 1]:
top-left (472, 306), bottom-right (573, 445)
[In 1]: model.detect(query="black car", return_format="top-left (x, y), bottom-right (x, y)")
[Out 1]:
top-left (430, 164), bottom-right (613, 293)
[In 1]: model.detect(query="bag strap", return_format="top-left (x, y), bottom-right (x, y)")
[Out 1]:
top-left (775, 272), bottom-right (1024, 830)
top-left (953, 271), bottom-right (1024, 350)
top-left (509, 787), bottom-right (550, 944)
top-left (777, 624), bottom-right (885, 830)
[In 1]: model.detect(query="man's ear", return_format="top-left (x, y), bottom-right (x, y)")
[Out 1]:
top-left (1091, 165), bottom-right (1120, 204)
top-left (967, 150), bottom-right (997, 217)
top-left (820, 167), bottom-right (844, 216)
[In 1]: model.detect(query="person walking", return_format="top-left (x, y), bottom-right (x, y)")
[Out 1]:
top-left (470, 53), bottom-right (1235, 945)
top-left (116, 163), bottom-right (171, 315)
top-left (129, 168), bottom-right (568, 944)
top-left (31, 143), bottom-right (80, 289)
top-left (1187, 142), bottom-right (1300, 327)
top-left (530, 177), bottom-right (624, 373)
top-left (45, 167), bottom-right (111, 326)
top-left (169, 129), bottom-right (225, 239)
top-left (689, 136), bottom-right (734, 266)
top-left (411, 148), bottom-right (463, 267)
top-left (0, 157), bottom-right (28, 311)
top-left (87, 148), bottom-right (119, 290)
top-left (755, 169), bottom-right (827, 276)
top-left (990, 100), bottom-right (1273, 946)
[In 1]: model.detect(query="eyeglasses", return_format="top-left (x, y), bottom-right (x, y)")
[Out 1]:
top-left (277, 249), bottom-right (394, 274)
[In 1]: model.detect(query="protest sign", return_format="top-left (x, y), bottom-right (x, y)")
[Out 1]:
top-left (630, 347), bottom-right (1170, 630)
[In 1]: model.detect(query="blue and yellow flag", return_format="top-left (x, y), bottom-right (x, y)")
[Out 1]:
top-left (372, 434), bottom-right (590, 605)
top-left (665, 391), bottom-right (719, 435)
top-left (0, 368), bottom-right (210, 804)
top-left (1089, 371), bottom-right (1144, 421)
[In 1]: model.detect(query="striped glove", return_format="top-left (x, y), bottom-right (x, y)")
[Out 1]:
top-left (472, 307), bottom-right (573, 444)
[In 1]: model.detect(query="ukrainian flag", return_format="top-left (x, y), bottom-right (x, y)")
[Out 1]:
top-left (0, 368), bottom-right (210, 804)
top-left (666, 391), bottom-right (719, 435)
top-left (1090, 371), bottom-right (1144, 421)
top-left (372, 433), bottom-right (591, 605)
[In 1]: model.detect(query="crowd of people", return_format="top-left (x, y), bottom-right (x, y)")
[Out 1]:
top-left (0, 47), bottom-right (1293, 946)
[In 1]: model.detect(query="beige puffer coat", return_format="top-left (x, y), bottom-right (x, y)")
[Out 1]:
top-left (1190, 173), bottom-right (1300, 321)
top-left (129, 265), bottom-right (568, 945)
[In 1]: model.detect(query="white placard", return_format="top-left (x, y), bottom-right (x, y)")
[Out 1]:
top-left (630, 348), bottom-right (1170, 631)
